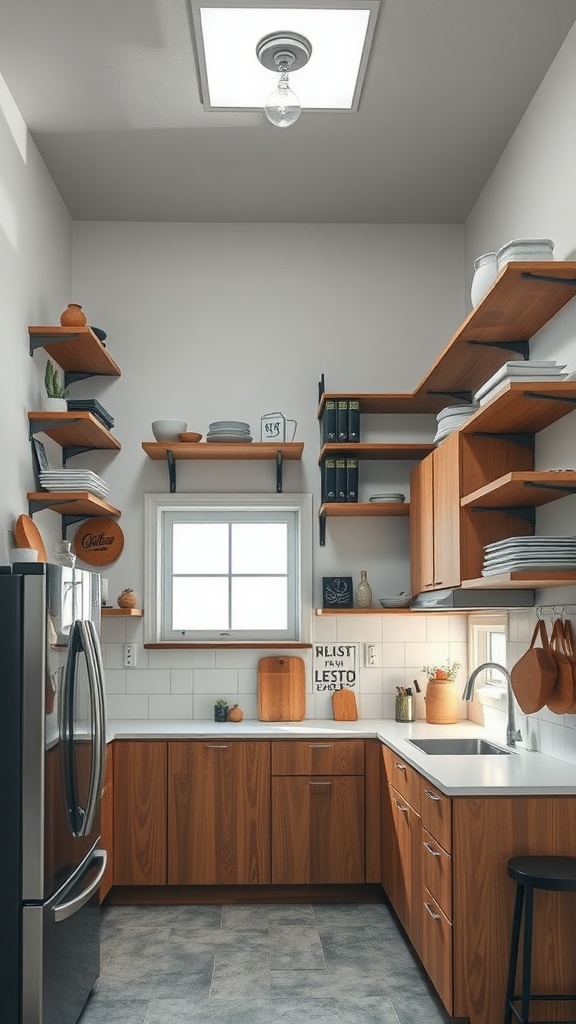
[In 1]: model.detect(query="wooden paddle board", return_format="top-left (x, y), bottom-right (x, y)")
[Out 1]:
top-left (13, 514), bottom-right (47, 561)
top-left (332, 686), bottom-right (358, 721)
top-left (257, 656), bottom-right (306, 721)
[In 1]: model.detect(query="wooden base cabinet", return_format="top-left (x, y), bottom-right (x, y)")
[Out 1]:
top-left (168, 741), bottom-right (271, 885)
top-left (113, 741), bottom-right (167, 885)
top-left (381, 747), bottom-right (423, 959)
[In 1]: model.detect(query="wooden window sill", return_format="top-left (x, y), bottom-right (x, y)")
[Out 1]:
top-left (144, 642), bottom-right (312, 650)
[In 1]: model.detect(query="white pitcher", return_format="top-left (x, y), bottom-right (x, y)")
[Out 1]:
top-left (260, 412), bottom-right (297, 442)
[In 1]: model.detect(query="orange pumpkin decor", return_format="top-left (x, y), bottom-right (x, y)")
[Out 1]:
top-left (228, 704), bottom-right (244, 722)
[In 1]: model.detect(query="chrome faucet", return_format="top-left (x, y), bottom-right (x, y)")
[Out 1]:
top-left (462, 662), bottom-right (523, 748)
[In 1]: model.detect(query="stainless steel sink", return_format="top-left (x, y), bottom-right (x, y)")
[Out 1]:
top-left (407, 737), bottom-right (511, 755)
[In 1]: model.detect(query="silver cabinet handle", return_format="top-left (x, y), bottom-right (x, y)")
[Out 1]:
top-left (205, 744), bottom-right (229, 749)
top-left (423, 841), bottom-right (440, 857)
top-left (308, 743), bottom-right (333, 748)
top-left (394, 761), bottom-right (406, 771)
top-left (308, 780), bottom-right (332, 786)
top-left (424, 789), bottom-right (441, 802)
top-left (395, 800), bottom-right (408, 814)
top-left (424, 902), bottom-right (441, 921)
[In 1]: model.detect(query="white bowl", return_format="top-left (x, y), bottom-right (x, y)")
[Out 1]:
top-left (471, 252), bottom-right (498, 307)
top-left (152, 419), bottom-right (188, 442)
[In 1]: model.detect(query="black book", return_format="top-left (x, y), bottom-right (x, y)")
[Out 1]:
top-left (321, 399), bottom-right (337, 443)
top-left (346, 458), bottom-right (359, 502)
top-left (336, 458), bottom-right (347, 502)
top-left (323, 458), bottom-right (336, 502)
top-left (337, 400), bottom-right (349, 443)
top-left (67, 399), bottom-right (115, 430)
top-left (348, 399), bottom-right (360, 443)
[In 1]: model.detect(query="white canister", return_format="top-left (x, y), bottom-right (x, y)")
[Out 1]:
top-left (471, 252), bottom-right (498, 308)
top-left (10, 547), bottom-right (38, 564)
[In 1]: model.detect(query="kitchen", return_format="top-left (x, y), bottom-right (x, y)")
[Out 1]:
top-left (2, 2), bottom-right (576, 1023)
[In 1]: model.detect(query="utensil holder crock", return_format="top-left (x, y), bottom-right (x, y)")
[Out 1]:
top-left (395, 694), bottom-right (415, 722)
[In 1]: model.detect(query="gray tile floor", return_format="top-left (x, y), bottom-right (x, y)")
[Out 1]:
top-left (80, 902), bottom-right (457, 1024)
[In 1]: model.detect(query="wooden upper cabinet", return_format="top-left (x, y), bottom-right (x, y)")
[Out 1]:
top-left (410, 453), bottom-right (435, 595)
top-left (168, 740), bottom-right (271, 885)
top-left (113, 741), bottom-right (167, 886)
top-left (410, 433), bottom-right (461, 594)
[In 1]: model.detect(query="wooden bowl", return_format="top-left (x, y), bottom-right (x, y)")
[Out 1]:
top-left (179, 432), bottom-right (202, 443)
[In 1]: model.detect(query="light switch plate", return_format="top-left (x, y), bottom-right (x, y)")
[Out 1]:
top-left (363, 643), bottom-right (381, 667)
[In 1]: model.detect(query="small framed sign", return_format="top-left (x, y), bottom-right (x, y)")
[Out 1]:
top-left (322, 576), bottom-right (353, 609)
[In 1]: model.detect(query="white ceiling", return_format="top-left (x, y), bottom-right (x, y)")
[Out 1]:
top-left (0, 0), bottom-right (575, 223)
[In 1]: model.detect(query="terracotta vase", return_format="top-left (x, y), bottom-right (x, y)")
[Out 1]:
top-left (60, 303), bottom-right (87, 327)
top-left (228, 704), bottom-right (244, 722)
top-left (117, 589), bottom-right (137, 609)
top-left (425, 677), bottom-right (458, 724)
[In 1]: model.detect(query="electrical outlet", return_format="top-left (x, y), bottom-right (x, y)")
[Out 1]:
top-left (364, 643), bottom-right (381, 668)
top-left (124, 643), bottom-right (137, 668)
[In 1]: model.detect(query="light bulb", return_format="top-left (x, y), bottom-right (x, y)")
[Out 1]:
top-left (264, 69), bottom-right (301, 128)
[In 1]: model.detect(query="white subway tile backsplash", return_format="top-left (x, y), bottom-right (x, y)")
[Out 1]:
top-left (149, 694), bottom-right (194, 719)
top-left (382, 668), bottom-right (405, 693)
top-left (312, 615), bottom-right (338, 642)
top-left (382, 615), bottom-right (426, 642)
top-left (104, 669), bottom-right (127, 695)
top-left (107, 694), bottom-right (149, 719)
top-left (380, 642), bottom-right (405, 667)
top-left (216, 649), bottom-right (261, 669)
top-left (101, 618), bottom-right (127, 643)
top-left (359, 669), bottom-right (385, 693)
top-left (126, 669), bottom-right (170, 695)
top-left (194, 669), bottom-right (239, 695)
top-left (359, 693), bottom-right (383, 718)
top-left (382, 693), bottom-right (395, 720)
top-left (170, 669), bottom-right (193, 694)
top-left (448, 616), bottom-right (468, 642)
top-left (102, 643), bottom-right (126, 670)
top-left (148, 648), bottom-right (216, 669)
top-left (426, 616), bottom-right (450, 641)
top-left (336, 616), bottom-right (381, 642)
top-left (193, 694), bottom-right (237, 720)
top-left (238, 668), bottom-right (258, 693)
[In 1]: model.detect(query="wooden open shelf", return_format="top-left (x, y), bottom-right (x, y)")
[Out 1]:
top-left (28, 411), bottom-right (121, 452)
top-left (462, 571), bottom-right (576, 589)
top-left (460, 380), bottom-right (576, 435)
top-left (102, 608), bottom-right (143, 617)
top-left (315, 607), bottom-right (413, 615)
top-left (142, 442), bottom-right (303, 461)
top-left (27, 492), bottom-right (121, 518)
top-left (319, 502), bottom-right (409, 518)
top-left (317, 392), bottom-right (442, 416)
top-left (414, 261), bottom-right (576, 400)
top-left (319, 443), bottom-right (434, 463)
top-left (462, 471), bottom-right (576, 509)
top-left (29, 326), bottom-right (121, 378)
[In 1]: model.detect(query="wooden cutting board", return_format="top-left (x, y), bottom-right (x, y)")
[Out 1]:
top-left (332, 686), bottom-right (358, 721)
top-left (257, 656), bottom-right (306, 721)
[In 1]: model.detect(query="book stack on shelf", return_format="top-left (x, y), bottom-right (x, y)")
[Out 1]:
top-left (322, 457), bottom-right (358, 503)
top-left (321, 398), bottom-right (360, 443)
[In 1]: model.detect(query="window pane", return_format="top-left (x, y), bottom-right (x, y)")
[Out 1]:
top-left (231, 577), bottom-right (287, 629)
top-left (231, 523), bottom-right (287, 574)
top-left (173, 523), bottom-right (229, 574)
top-left (173, 577), bottom-right (229, 630)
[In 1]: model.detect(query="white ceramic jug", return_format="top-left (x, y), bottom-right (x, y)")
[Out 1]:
top-left (260, 412), bottom-right (297, 442)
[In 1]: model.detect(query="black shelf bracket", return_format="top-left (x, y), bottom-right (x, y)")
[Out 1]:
top-left (166, 450), bottom-right (176, 493)
top-left (319, 510), bottom-right (326, 546)
top-left (28, 415), bottom-right (82, 437)
top-left (62, 446), bottom-right (93, 465)
top-left (427, 389), bottom-right (473, 403)
top-left (522, 390), bottom-right (576, 406)
top-left (29, 331), bottom-right (82, 355)
top-left (64, 370), bottom-right (100, 387)
top-left (521, 272), bottom-right (576, 287)
top-left (466, 339), bottom-right (530, 359)
top-left (471, 505), bottom-right (536, 526)
top-left (523, 481), bottom-right (576, 495)
top-left (276, 451), bottom-right (284, 493)
top-left (470, 431), bottom-right (535, 450)
top-left (318, 373), bottom-right (325, 404)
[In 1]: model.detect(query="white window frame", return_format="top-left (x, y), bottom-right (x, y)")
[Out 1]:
top-left (144, 492), bottom-right (313, 644)
top-left (467, 612), bottom-right (508, 709)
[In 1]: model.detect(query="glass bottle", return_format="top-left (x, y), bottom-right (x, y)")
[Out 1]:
top-left (356, 570), bottom-right (372, 608)
top-left (52, 540), bottom-right (76, 568)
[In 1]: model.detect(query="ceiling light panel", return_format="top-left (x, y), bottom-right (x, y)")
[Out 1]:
top-left (189, 1), bottom-right (380, 112)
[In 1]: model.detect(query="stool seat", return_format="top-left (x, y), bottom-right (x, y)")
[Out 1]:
top-left (508, 855), bottom-right (576, 892)
top-left (505, 855), bottom-right (576, 1024)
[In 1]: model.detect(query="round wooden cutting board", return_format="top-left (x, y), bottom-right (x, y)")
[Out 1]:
top-left (13, 514), bottom-right (47, 561)
top-left (73, 517), bottom-right (124, 565)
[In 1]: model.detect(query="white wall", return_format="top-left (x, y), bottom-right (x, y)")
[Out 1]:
top-left (464, 21), bottom-right (576, 761)
top-left (0, 72), bottom-right (72, 564)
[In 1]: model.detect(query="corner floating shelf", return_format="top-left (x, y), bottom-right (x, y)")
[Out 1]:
top-left (462, 471), bottom-right (576, 509)
top-left (29, 325), bottom-right (122, 385)
top-left (318, 501), bottom-right (409, 545)
top-left (318, 442), bottom-right (433, 463)
top-left (28, 411), bottom-right (121, 464)
top-left (142, 441), bottom-right (304, 493)
top-left (317, 392), bottom-right (442, 416)
top-left (27, 491), bottom-right (121, 538)
top-left (461, 571), bottom-right (576, 590)
top-left (101, 608), bottom-right (143, 617)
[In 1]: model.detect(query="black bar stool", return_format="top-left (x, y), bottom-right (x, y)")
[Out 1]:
top-left (505, 855), bottom-right (576, 1024)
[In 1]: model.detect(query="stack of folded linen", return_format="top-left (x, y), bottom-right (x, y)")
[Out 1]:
top-left (474, 360), bottom-right (567, 406)
top-left (481, 536), bottom-right (576, 576)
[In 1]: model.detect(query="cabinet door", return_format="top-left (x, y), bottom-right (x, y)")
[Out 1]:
top-left (168, 741), bottom-right (271, 885)
top-left (98, 744), bottom-right (114, 902)
top-left (422, 888), bottom-right (453, 1013)
top-left (432, 432), bottom-right (462, 590)
top-left (381, 783), bottom-right (423, 957)
top-left (410, 454), bottom-right (435, 594)
top-left (113, 741), bottom-right (167, 885)
top-left (272, 776), bottom-right (364, 884)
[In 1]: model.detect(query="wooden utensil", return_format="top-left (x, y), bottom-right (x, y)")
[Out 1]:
top-left (332, 686), bottom-right (358, 721)
top-left (257, 656), bottom-right (306, 721)
top-left (510, 619), bottom-right (557, 714)
top-left (13, 514), bottom-right (47, 562)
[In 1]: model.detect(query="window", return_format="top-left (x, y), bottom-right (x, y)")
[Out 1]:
top-left (144, 493), bottom-right (312, 643)
top-left (467, 613), bottom-right (508, 707)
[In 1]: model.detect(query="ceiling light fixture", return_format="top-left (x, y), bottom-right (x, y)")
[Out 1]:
top-left (256, 31), bottom-right (312, 128)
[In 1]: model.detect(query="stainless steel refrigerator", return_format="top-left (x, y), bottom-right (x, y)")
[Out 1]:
top-left (0, 562), bottom-right (107, 1024)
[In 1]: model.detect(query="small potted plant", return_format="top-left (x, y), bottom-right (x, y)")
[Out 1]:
top-left (44, 359), bottom-right (69, 412)
top-left (422, 660), bottom-right (461, 725)
top-left (214, 697), bottom-right (229, 723)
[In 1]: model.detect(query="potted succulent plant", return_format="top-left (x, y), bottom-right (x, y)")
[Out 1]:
top-left (44, 359), bottom-right (69, 412)
top-left (214, 697), bottom-right (229, 723)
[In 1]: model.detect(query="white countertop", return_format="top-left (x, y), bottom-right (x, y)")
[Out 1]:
top-left (107, 718), bottom-right (576, 796)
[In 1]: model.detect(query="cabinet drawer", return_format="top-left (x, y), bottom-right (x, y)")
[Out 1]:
top-left (421, 828), bottom-right (452, 921)
top-left (382, 745), bottom-right (420, 812)
top-left (271, 739), bottom-right (364, 776)
top-left (422, 887), bottom-right (453, 1014)
top-left (420, 778), bottom-right (452, 852)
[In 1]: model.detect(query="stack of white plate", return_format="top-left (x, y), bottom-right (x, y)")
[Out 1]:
top-left (474, 360), bottom-right (567, 406)
top-left (496, 238), bottom-right (554, 270)
top-left (482, 536), bottom-right (576, 577)
top-left (379, 594), bottom-right (411, 608)
top-left (369, 493), bottom-right (405, 504)
top-left (39, 470), bottom-right (109, 499)
top-left (434, 404), bottom-right (479, 444)
top-left (206, 420), bottom-right (252, 443)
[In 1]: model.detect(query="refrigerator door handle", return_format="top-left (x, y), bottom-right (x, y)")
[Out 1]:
top-left (53, 849), bottom-right (107, 923)
top-left (78, 620), bottom-right (105, 837)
